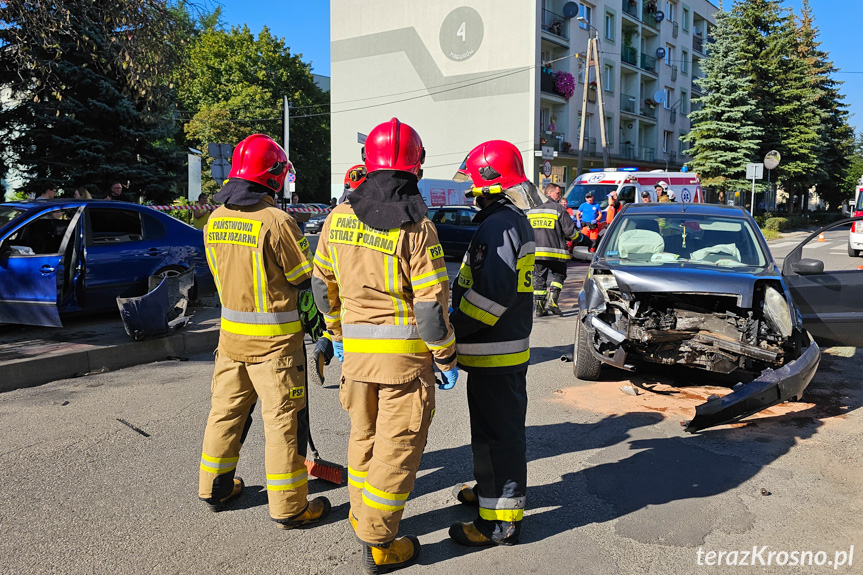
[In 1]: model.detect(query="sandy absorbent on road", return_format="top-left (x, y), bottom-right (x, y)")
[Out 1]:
top-left (552, 347), bottom-right (858, 433)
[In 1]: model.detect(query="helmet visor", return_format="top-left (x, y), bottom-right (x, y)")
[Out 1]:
top-left (452, 156), bottom-right (471, 183)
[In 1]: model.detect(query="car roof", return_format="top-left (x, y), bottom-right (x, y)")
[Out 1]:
top-left (434, 205), bottom-right (477, 210)
top-left (620, 202), bottom-right (750, 218)
top-left (4, 199), bottom-right (152, 210)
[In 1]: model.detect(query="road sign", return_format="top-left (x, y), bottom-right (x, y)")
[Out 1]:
top-left (287, 173), bottom-right (296, 183)
top-left (288, 182), bottom-right (296, 193)
top-left (211, 158), bottom-right (231, 182)
top-left (680, 188), bottom-right (692, 202)
top-left (764, 150), bottom-right (781, 170)
top-left (746, 163), bottom-right (764, 180)
top-left (207, 143), bottom-right (232, 159)
top-left (541, 146), bottom-right (554, 160)
top-left (542, 160), bottom-right (553, 177)
top-left (357, 132), bottom-right (367, 144)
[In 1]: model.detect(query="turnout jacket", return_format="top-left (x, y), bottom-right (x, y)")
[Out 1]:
top-left (451, 198), bottom-right (535, 374)
top-left (527, 198), bottom-right (577, 262)
top-left (312, 204), bottom-right (458, 385)
top-left (204, 195), bottom-right (313, 362)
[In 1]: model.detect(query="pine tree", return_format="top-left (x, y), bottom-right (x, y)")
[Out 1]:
top-left (682, 11), bottom-right (762, 194)
top-left (0, 1), bottom-right (186, 201)
top-left (797, 0), bottom-right (854, 210)
top-left (733, 0), bottom-right (820, 214)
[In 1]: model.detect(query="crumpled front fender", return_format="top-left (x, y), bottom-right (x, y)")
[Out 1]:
top-left (685, 339), bottom-right (821, 433)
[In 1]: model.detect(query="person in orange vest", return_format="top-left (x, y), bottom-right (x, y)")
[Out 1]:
top-left (605, 190), bottom-right (620, 224)
top-left (197, 134), bottom-right (331, 530)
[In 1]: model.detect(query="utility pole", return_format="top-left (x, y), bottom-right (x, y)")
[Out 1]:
top-left (283, 95), bottom-right (290, 156)
top-left (576, 18), bottom-right (609, 176)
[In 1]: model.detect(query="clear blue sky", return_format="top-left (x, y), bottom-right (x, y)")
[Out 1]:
top-left (217, 0), bottom-right (862, 133)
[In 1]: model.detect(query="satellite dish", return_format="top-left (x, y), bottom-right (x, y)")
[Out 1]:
top-left (653, 90), bottom-right (667, 104)
top-left (562, 2), bottom-right (579, 19)
top-left (654, 10), bottom-right (665, 22)
top-left (655, 47), bottom-right (666, 59)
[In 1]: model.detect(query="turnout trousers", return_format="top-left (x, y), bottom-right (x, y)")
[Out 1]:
top-left (466, 369), bottom-right (528, 542)
top-left (533, 260), bottom-right (567, 302)
top-left (198, 349), bottom-right (310, 520)
top-left (341, 370), bottom-right (436, 545)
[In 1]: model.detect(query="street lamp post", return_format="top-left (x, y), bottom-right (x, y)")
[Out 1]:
top-left (575, 16), bottom-right (609, 176)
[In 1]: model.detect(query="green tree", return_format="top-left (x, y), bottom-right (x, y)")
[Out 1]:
top-left (840, 132), bottom-right (863, 199)
top-left (797, 0), bottom-right (854, 210)
top-left (0, 0), bottom-right (188, 201)
top-left (732, 0), bottom-right (821, 214)
top-left (177, 25), bottom-right (330, 200)
top-left (683, 11), bottom-right (762, 195)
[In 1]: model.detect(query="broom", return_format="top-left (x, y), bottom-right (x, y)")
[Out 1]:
top-left (301, 343), bottom-right (344, 485)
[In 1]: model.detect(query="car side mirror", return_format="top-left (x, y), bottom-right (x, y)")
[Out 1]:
top-left (794, 258), bottom-right (824, 275)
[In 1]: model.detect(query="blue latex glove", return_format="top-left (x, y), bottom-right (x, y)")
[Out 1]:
top-left (333, 340), bottom-right (344, 362)
top-left (439, 367), bottom-right (459, 390)
top-left (448, 306), bottom-right (454, 314)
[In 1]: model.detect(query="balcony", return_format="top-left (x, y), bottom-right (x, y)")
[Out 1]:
top-left (622, 46), bottom-right (639, 67)
top-left (672, 21), bottom-right (679, 38)
top-left (642, 9), bottom-right (661, 31)
top-left (541, 69), bottom-right (556, 94)
top-left (620, 143), bottom-right (636, 159)
top-left (668, 151), bottom-right (677, 165)
top-left (541, 9), bottom-right (569, 43)
top-left (691, 77), bottom-right (703, 93)
top-left (621, 92), bottom-right (638, 114)
top-left (693, 34), bottom-right (704, 54)
top-left (540, 131), bottom-right (568, 152)
top-left (640, 53), bottom-right (657, 73)
top-left (670, 64), bottom-right (678, 82)
top-left (622, 0), bottom-right (639, 19)
top-left (669, 108), bottom-right (677, 124)
top-left (640, 103), bottom-right (657, 119)
top-left (639, 146), bottom-right (655, 162)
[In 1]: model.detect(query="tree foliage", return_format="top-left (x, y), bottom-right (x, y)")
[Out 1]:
top-left (177, 24), bottom-right (330, 200)
top-left (0, 0), bottom-right (190, 200)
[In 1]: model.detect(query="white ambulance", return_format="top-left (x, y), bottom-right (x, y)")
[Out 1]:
top-left (564, 169), bottom-right (704, 209)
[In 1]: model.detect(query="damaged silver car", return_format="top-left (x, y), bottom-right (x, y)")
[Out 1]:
top-left (573, 203), bottom-right (863, 432)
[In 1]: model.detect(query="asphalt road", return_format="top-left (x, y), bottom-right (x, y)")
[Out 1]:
top-left (1, 231), bottom-right (861, 574)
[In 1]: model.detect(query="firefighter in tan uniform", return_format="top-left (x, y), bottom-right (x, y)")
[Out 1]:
top-left (313, 118), bottom-right (458, 574)
top-left (198, 134), bottom-right (331, 529)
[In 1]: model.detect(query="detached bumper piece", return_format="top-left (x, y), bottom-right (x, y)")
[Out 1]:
top-left (116, 267), bottom-right (195, 341)
top-left (686, 340), bottom-right (820, 433)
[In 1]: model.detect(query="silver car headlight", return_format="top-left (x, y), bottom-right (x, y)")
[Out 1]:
top-left (763, 285), bottom-right (792, 338)
top-left (593, 274), bottom-right (618, 300)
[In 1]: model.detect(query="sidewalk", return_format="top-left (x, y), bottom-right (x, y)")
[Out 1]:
top-left (0, 301), bottom-right (220, 393)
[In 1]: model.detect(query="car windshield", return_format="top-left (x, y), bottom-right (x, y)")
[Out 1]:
top-left (598, 213), bottom-right (768, 270)
top-left (566, 183), bottom-right (617, 208)
top-left (0, 206), bottom-right (27, 228)
top-left (857, 194), bottom-right (863, 211)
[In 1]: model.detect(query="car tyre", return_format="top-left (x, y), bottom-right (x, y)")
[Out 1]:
top-left (848, 240), bottom-right (860, 258)
top-left (574, 314), bottom-right (602, 381)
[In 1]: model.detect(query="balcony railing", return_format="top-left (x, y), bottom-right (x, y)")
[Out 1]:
top-left (691, 77), bottom-right (703, 93)
top-left (621, 92), bottom-right (638, 114)
top-left (642, 9), bottom-right (661, 31)
top-left (620, 143), bottom-right (636, 159)
top-left (622, 46), bottom-right (638, 66)
top-left (540, 69), bottom-right (557, 94)
top-left (622, 0), bottom-right (639, 19)
top-left (640, 53), bottom-right (657, 73)
top-left (672, 21), bottom-right (679, 38)
top-left (671, 64), bottom-right (678, 82)
top-left (639, 146), bottom-right (656, 162)
top-left (669, 108), bottom-right (677, 124)
top-left (640, 103), bottom-right (657, 119)
top-left (541, 9), bottom-right (569, 42)
top-left (540, 131), bottom-right (568, 152)
top-left (587, 137), bottom-right (597, 156)
top-left (693, 34), bottom-right (704, 53)
top-left (668, 151), bottom-right (677, 164)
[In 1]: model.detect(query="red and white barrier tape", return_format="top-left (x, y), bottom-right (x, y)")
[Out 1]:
top-left (150, 204), bottom-right (332, 214)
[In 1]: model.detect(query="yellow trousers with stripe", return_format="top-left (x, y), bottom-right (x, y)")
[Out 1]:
top-left (340, 370), bottom-right (435, 545)
top-left (199, 350), bottom-right (310, 520)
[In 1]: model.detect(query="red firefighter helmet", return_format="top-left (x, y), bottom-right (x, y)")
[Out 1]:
top-left (453, 140), bottom-right (527, 192)
top-left (363, 118), bottom-right (425, 177)
top-left (228, 134), bottom-right (291, 193)
top-left (344, 164), bottom-right (367, 190)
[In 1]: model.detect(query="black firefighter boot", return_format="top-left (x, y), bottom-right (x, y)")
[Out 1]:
top-left (534, 296), bottom-right (547, 318)
top-left (546, 289), bottom-right (563, 316)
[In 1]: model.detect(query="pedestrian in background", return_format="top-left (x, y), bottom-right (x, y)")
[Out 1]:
top-left (529, 183), bottom-right (577, 317)
top-left (73, 188), bottom-right (92, 199)
top-left (577, 192), bottom-right (602, 252)
top-left (641, 190), bottom-right (652, 203)
top-left (606, 190), bottom-right (621, 223)
top-left (106, 182), bottom-right (129, 201)
top-left (192, 192), bottom-right (211, 230)
top-left (36, 185), bottom-right (57, 200)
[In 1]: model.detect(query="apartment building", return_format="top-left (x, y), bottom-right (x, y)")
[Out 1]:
top-left (330, 0), bottom-right (716, 197)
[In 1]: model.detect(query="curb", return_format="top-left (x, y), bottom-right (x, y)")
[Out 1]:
top-left (0, 325), bottom-right (219, 394)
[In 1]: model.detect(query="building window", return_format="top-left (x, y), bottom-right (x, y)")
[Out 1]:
top-left (666, 2), bottom-right (676, 23)
top-left (605, 12), bottom-right (615, 40)
top-left (665, 44), bottom-right (675, 67)
top-left (682, 7), bottom-right (690, 31)
top-left (604, 64), bottom-right (614, 92)
top-left (664, 87), bottom-right (674, 109)
top-left (663, 131), bottom-right (672, 153)
top-left (579, 3), bottom-right (593, 29)
top-left (680, 90), bottom-right (688, 114)
top-left (540, 108), bottom-right (550, 134)
top-left (681, 49), bottom-right (689, 74)
top-left (605, 115), bottom-right (614, 144)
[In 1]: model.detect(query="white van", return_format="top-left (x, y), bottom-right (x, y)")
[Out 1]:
top-left (564, 169), bottom-right (704, 209)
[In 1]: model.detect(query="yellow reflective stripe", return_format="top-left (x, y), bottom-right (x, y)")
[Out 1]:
top-left (330, 245), bottom-right (341, 286)
top-left (343, 338), bottom-right (429, 354)
top-left (457, 262), bottom-right (473, 289)
top-left (479, 507), bottom-right (524, 522)
top-left (426, 333), bottom-right (455, 350)
top-left (314, 250), bottom-right (333, 271)
top-left (348, 467), bottom-right (367, 489)
top-left (252, 251), bottom-right (268, 313)
top-left (386, 255), bottom-right (407, 326)
top-left (200, 453), bottom-right (239, 474)
top-left (459, 297), bottom-right (500, 327)
top-left (205, 247), bottom-right (222, 297)
top-left (323, 312), bottom-right (339, 323)
top-left (410, 267), bottom-right (449, 290)
top-left (535, 250), bottom-right (571, 260)
top-left (285, 258), bottom-right (313, 282)
top-left (550, 281), bottom-right (564, 290)
top-left (362, 483), bottom-right (410, 512)
top-left (459, 349), bottom-right (530, 368)
top-left (266, 472), bottom-right (309, 491)
top-left (221, 318), bottom-right (302, 336)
